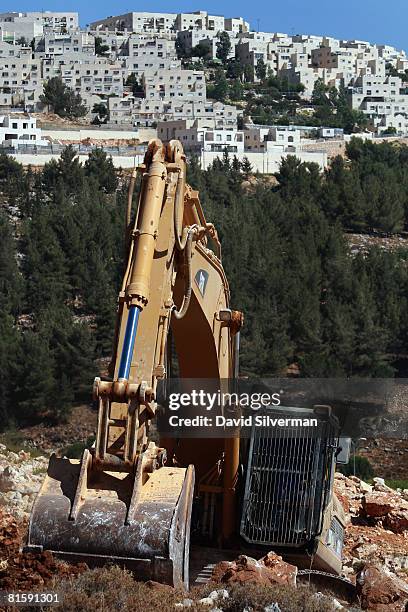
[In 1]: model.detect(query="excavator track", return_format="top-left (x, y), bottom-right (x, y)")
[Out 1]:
top-left (298, 569), bottom-right (356, 600)
top-left (191, 549), bottom-right (356, 603)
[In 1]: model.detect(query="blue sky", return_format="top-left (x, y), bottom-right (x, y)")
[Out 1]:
top-left (2, 1), bottom-right (407, 51)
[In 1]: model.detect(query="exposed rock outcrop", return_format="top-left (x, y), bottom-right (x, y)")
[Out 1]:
top-left (0, 445), bottom-right (48, 519)
top-left (356, 563), bottom-right (408, 611)
top-left (212, 553), bottom-right (297, 587)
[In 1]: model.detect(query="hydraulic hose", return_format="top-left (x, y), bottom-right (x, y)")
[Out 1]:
top-left (174, 172), bottom-right (189, 251)
top-left (126, 168), bottom-right (137, 229)
top-left (172, 228), bottom-right (195, 320)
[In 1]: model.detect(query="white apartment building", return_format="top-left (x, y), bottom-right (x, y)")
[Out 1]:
top-left (349, 74), bottom-right (408, 134)
top-left (175, 11), bottom-right (225, 32)
top-left (0, 56), bottom-right (42, 108)
top-left (124, 34), bottom-right (179, 78)
top-left (157, 119), bottom-right (244, 153)
top-left (125, 57), bottom-right (181, 81)
top-left (225, 18), bottom-right (250, 34)
top-left (177, 30), bottom-right (237, 60)
top-left (0, 41), bottom-right (28, 57)
top-left (143, 69), bottom-right (206, 101)
top-left (281, 65), bottom-right (326, 98)
top-left (0, 113), bottom-right (48, 147)
top-left (0, 12), bottom-right (78, 36)
top-left (311, 44), bottom-right (386, 77)
top-left (91, 12), bottom-right (178, 33)
top-left (92, 32), bottom-right (129, 58)
top-left (396, 57), bottom-right (408, 72)
top-left (377, 44), bottom-right (404, 62)
top-left (0, 18), bottom-right (43, 43)
top-left (41, 31), bottom-right (95, 56)
top-left (109, 95), bottom-right (239, 128)
top-left (312, 46), bottom-right (358, 71)
top-left (91, 11), bottom-right (248, 34)
top-left (128, 33), bottom-right (177, 59)
top-left (244, 126), bottom-right (302, 152)
top-left (157, 117), bottom-right (214, 139)
top-left (25, 56), bottom-right (126, 112)
top-left (63, 60), bottom-right (124, 96)
top-left (27, 12), bottom-right (78, 31)
top-left (235, 40), bottom-right (275, 77)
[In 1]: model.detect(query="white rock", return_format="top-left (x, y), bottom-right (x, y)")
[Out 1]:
top-left (360, 481), bottom-right (373, 494)
top-left (8, 491), bottom-right (22, 501)
top-left (332, 598), bottom-right (344, 609)
top-left (208, 590), bottom-right (229, 600)
top-left (264, 604), bottom-right (281, 612)
top-left (174, 598), bottom-right (193, 608)
top-left (199, 597), bottom-right (216, 606)
top-left (373, 477), bottom-right (393, 493)
top-left (374, 477), bottom-right (385, 486)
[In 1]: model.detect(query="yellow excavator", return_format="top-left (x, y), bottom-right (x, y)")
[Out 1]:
top-left (25, 140), bottom-right (347, 589)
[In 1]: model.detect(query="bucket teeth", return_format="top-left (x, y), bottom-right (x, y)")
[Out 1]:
top-left (26, 450), bottom-right (195, 589)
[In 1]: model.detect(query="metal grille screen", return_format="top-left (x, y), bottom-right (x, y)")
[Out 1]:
top-left (240, 410), bottom-right (335, 547)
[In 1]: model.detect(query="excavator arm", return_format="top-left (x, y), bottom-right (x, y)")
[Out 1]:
top-left (25, 140), bottom-right (243, 588)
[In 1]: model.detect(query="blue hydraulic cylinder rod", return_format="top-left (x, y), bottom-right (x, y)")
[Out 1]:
top-left (118, 305), bottom-right (141, 380)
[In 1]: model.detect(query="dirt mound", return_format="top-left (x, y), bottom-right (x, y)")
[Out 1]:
top-left (0, 509), bottom-right (86, 591)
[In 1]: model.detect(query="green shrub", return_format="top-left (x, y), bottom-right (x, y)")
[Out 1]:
top-left (61, 436), bottom-right (95, 459)
top-left (385, 479), bottom-right (408, 490)
top-left (338, 454), bottom-right (375, 481)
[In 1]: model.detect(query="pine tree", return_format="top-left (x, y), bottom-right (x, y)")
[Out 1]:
top-left (229, 79), bottom-right (244, 101)
top-left (255, 58), bottom-right (267, 82)
top-left (209, 68), bottom-right (228, 102)
top-left (84, 148), bottom-right (118, 193)
top-left (241, 156), bottom-right (253, 179)
top-left (13, 330), bottom-right (56, 424)
top-left (0, 311), bottom-right (20, 427)
top-left (40, 77), bottom-right (87, 118)
top-left (216, 32), bottom-right (231, 64)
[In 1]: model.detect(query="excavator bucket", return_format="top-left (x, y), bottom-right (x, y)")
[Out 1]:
top-left (25, 447), bottom-right (195, 589)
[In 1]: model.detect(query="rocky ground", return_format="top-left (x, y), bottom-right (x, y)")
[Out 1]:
top-left (334, 474), bottom-right (408, 583)
top-left (0, 405), bottom-right (97, 454)
top-left (346, 233), bottom-right (408, 255)
top-left (358, 439), bottom-right (408, 480)
top-left (0, 440), bottom-right (407, 610)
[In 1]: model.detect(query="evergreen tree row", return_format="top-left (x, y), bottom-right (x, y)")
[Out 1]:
top-left (0, 147), bottom-right (124, 427)
top-left (187, 144), bottom-right (408, 377)
top-left (1, 139), bottom-right (408, 429)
